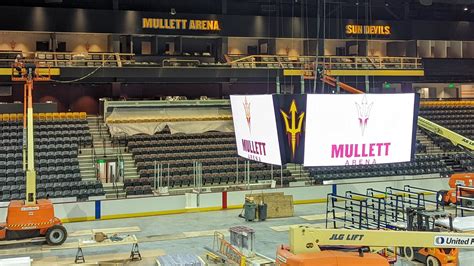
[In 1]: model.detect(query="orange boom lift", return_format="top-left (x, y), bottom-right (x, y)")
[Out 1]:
top-left (274, 72), bottom-right (472, 265)
top-left (437, 173), bottom-right (474, 206)
top-left (276, 226), bottom-right (474, 266)
top-left (0, 63), bottom-right (67, 245)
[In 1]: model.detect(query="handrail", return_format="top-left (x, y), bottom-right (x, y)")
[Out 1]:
top-left (228, 54), bottom-right (421, 63)
top-left (227, 55), bottom-right (423, 70)
top-left (162, 59), bottom-right (200, 67)
top-left (421, 100), bottom-right (474, 107)
top-left (0, 51), bottom-right (135, 67)
top-left (92, 142), bottom-right (98, 182)
top-left (106, 115), bottom-right (232, 124)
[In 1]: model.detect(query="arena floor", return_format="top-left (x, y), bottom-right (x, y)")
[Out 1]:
top-left (0, 202), bottom-right (473, 265)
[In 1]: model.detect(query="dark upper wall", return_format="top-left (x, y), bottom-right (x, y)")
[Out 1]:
top-left (2, 0), bottom-right (473, 22)
top-left (1, 6), bottom-right (474, 40)
top-left (0, 83), bottom-right (112, 114)
top-left (0, 82), bottom-right (276, 114)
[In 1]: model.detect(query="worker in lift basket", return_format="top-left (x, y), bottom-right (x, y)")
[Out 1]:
top-left (14, 54), bottom-right (24, 77)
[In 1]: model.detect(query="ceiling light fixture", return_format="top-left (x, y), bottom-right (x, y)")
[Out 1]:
top-left (170, 8), bottom-right (176, 15)
top-left (463, 7), bottom-right (469, 12)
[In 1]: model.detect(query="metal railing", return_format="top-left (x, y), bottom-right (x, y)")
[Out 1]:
top-left (227, 54), bottom-right (423, 70)
top-left (193, 161), bottom-right (203, 193)
top-left (456, 185), bottom-right (474, 217)
top-left (0, 51), bottom-right (135, 68)
top-left (92, 143), bottom-right (98, 182)
top-left (111, 165), bottom-right (119, 199)
top-left (162, 59), bottom-right (201, 67)
top-left (144, 159), bottom-right (285, 191)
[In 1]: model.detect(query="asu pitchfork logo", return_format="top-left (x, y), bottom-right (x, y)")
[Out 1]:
top-left (243, 97), bottom-right (251, 132)
top-left (280, 100), bottom-right (305, 158)
top-left (355, 95), bottom-right (374, 136)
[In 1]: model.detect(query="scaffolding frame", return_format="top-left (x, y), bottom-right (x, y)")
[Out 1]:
top-left (326, 193), bottom-right (369, 230)
top-left (456, 185), bottom-right (474, 217)
top-left (327, 186), bottom-right (433, 230)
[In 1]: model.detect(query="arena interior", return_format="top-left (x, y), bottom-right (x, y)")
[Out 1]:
top-left (0, 0), bottom-right (473, 265)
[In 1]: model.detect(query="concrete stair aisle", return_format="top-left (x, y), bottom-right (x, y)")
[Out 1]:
top-left (78, 153), bottom-right (97, 182)
top-left (77, 152), bottom-right (129, 199)
top-left (285, 163), bottom-right (311, 184)
top-left (103, 182), bottom-right (126, 199)
top-left (78, 116), bottom-right (113, 185)
top-left (443, 153), bottom-right (467, 173)
top-left (416, 129), bottom-right (444, 154)
top-left (120, 152), bottom-right (140, 181)
top-left (78, 116), bottom-right (140, 199)
top-left (87, 116), bottom-right (114, 149)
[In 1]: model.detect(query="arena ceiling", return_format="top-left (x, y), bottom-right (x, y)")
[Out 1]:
top-left (1, 0), bottom-right (473, 21)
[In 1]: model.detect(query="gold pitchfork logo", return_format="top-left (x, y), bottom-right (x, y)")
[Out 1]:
top-left (280, 99), bottom-right (305, 158)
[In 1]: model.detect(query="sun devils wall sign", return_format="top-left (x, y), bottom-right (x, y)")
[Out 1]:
top-left (280, 99), bottom-right (305, 159)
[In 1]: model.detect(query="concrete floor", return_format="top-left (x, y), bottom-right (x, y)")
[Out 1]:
top-left (0, 203), bottom-right (473, 265)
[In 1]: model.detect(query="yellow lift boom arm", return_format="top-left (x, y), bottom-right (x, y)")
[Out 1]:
top-left (290, 226), bottom-right (474, 255)
top-left (418, 116), bottom-right (474, 151)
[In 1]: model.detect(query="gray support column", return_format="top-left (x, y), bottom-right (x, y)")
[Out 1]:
top-left (221, 0), bottom-right (227, 14)
top-left (108, 35), bottom-right (121, 53)
top-left (217, 37), bottom-right (228, 62)
top-left (175, 37), bottom-right (183, 54)
top-left (276, 76), bottom-right (281, 94)
top-left (300, 75), bottom-right (305, 94)
top-left (112, 82), bottom-right (122, 98)
top-left (336, 76), bottom-right (340, 93)
top-left (220, 82), bottom-right (230, 99)
top-left (50, 33), bottom-right (57, 52)
top-left (267, 39), bottom-right (276, 55)
top-left (365, 76), bottom-right (370, 93)
top-left (113, 0), bottom-right (119, 10)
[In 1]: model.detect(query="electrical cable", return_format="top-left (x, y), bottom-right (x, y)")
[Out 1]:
top-left (49, 65), bottom-right (104, 83)
top-left (313, 0), bottom-right (321, 93)
top-left (290, 0), bottom-right (295, 94)
top-left (355, 0), bottom-right (359, 91)
top-left (46, 54), bottom-right (116, 83)
top-left (322, 0), bottom-right (326, 93)
top-left (265, 0), bottom-right (273, 94)
top-left (304, 0), bottom-right (309, 93)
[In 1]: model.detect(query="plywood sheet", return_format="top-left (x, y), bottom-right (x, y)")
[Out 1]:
top-left (32, 249), bottom-right (165, 265)
top-left (270, 223), bottom-right (316, 232)
top-left (68, 226), bottom-right (141, 237)
top-left (142, 229), bottom-right (229, 243)
top-left (300, 212), bottom-right (344, 221)
top-left (247, 192), bottom-right (294, 218)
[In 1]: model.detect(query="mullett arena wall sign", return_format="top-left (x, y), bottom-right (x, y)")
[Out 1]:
top-left (230, 94), bottom-right (419, 167)
top-left (142, 18), bottom-right (221, 31)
